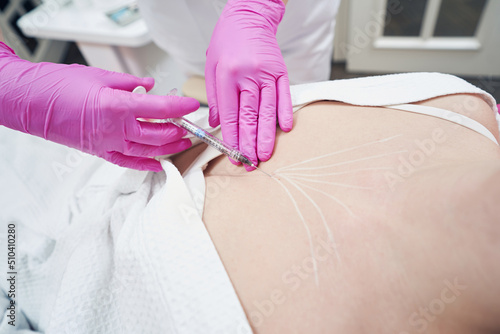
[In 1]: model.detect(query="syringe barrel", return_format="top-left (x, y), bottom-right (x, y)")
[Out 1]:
top-left (169, 117), bottom-right (235, 158)
top-left (168, 117), bottom-right (254, 166)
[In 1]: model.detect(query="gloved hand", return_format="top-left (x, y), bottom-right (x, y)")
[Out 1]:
top-left (205, 0), bottom-right (293, 170)
top-left (0, 42), bottom-right (200, 172)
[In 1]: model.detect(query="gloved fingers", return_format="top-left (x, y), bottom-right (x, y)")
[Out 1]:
top-left (205, 62), bottom-right (220, 127)
top-left (107, 151), bottom-right (163, 172)
top-left (239, 88), bottom-right (260, 170)
top-left (216, 72), bottom-right (240, 164)
top-left (142, 77), bottom-right (156, 92)
top-left (122, 138), bottom-right (192, 158)
top-left (257, 83), bottom-right (277, 162)
top-left (104, 71), bottom-right (155, 92)
top-left (276, 75), bottom-right (293, 132)
top-left (128, 93), bottom-right (200, 119)
top-left (126, 121), bottom-right (188, 146)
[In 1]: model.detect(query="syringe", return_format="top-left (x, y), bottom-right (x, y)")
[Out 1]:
top-left (133, 86), bottom-right (273, 177)
top-left (169, 117), bottom-right (272, 176)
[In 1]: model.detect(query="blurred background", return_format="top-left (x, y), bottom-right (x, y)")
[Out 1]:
top-left (332, 0), bottom-right (500, 101)
top-left (1, 0), bottom-right (499, 100)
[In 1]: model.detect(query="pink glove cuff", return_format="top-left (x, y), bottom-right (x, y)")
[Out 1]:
top-left (0, 41), bottom-right (17, 57)
top-left (224, 0), bottom-right (285, 34)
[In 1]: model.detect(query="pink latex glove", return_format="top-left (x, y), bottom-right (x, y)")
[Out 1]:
top-left (205, 0), bottom-right (293, 170)
top-left (0, 42), bottom-right (200, 172)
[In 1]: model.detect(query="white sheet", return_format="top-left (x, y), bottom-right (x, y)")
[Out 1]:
top-left (0, 73), bottom-right (498, 334)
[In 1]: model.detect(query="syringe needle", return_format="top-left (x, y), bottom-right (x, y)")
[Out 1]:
top-left (252, 165), bottom-right (274, 178)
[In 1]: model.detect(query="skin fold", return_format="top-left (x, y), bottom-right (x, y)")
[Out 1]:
top-left (172, 94), bottom-right (500, 334)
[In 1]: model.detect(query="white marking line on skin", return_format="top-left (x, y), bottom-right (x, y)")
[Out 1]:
top-left (267, 135), bottom-right (404, 286)
top-left (291, 179), bottom-right (357, 218)
top-left (279, 167), bottom-right (393, 178)
top-left (274, 134), bottom-right (402, 174)
top-left (285, 176), bottom-right (373, 190)
top-left (281, 175), bottom-right (337, 255)
top-left (273, 176), bottom-right (319, 285)
top-left (276, 174), bottom-right (343, 286)
top-left (281, 150), bottom-right (409, 172)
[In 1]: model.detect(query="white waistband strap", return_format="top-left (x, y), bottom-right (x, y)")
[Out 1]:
top-left (386, 104), bottom-right (499, 145)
